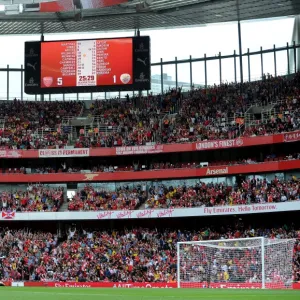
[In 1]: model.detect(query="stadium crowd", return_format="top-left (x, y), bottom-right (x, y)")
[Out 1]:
top-left (75, 75), bottom-right (300, 147)
top-left (162, 74), bottom-right (300, 144)
top-left (0, 184), bottom-right (64, 212)
top-left (68, 184), bottom-right (145, 211)
top-left (67, 176), bottom-right (300, 211)
top-left (0, 100), bottom-right (83, 149)
top-left (145, 177), bottom-right (300, 209)
top-left (0, 74), bottom-right (299, 149)
top-left (0, 224), bottom-right (299, 283)
top-left (0, 175), bottom-right (298, 212)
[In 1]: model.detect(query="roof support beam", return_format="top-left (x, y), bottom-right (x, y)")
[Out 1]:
top-left (55, 12), bottom-right (69, 32)
top-left (237, 0), bottom-right (243, 84)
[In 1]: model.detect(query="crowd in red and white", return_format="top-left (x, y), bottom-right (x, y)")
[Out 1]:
top-left (162, 74), bottom-right (300, 144)
top-left (76, 74), bottom-right (300, 147)
top-left (0, 184), bottom-right (64, 212)
top-left (75, 96), bottom-right (166, 148)
top-left (145, 177), bottom-right (300, 209)
top-left (68, 184), bottom-right (146, 211)
top-left (0, 223), bottom-right (299, 283)
top-left (0, 75), bottom-right (299, 148)
top-left (65, 176), bottom-right (300, 212)
top-left (243, 93), bottom-right (300, 137)
top-left (0, 100), bottom-right (83, 149)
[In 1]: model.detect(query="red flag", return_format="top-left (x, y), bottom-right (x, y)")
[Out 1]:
top-left (1, 211), bottom-right (15, 220)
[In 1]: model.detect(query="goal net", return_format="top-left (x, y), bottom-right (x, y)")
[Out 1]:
top-left (177, 237), bottom-right (295, 289)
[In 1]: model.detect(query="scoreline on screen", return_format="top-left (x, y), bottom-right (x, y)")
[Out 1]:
top-left (40, 38), bottom-right (133, 88)
top-left (25, 36), bottom-right (150, 94)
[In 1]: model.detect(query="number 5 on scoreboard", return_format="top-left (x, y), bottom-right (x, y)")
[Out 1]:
top-left (57, 78), bottom-right (63, 86)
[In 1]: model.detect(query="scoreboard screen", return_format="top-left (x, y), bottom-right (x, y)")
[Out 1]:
top-left (41, 39), bottom-right (133, 88)
top-left (25, 36), bottom-right (150, 95)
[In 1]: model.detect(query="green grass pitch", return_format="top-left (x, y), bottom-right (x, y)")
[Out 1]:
top-left (0, 288), bottom-right (300, 300)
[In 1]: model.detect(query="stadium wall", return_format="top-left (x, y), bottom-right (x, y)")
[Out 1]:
top-left (0, 131), bottom-right (299, 159)
top-left (0, 160), bottom-right (299, 183)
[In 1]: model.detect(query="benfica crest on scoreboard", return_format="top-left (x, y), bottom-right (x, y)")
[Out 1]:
top-left (1, 211), bottom-right (16, 220)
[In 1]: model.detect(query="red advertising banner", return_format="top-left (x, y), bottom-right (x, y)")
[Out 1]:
top-left (38, 148), bottom-right (90, 158)
top-left (294, 283), bottom-right (300, 289)
top-left (116, 145), bottom-right (164, 155)
top-left (24, 281), bottom-right (176, 288)
top-left (0, 160), bottom-right (299, 183)
top-left (0, 150), bottom-right (23, 158)
top-left (40, 0), bottom-right (128, 13)
top-left (0, 131), bottom-right (298, 159)
top-left (193, 135), bottom-right (280, 151)
top-left (180, 282), bottom-right (300, 289)
top-left (20, 281), bottom-right (300, 289)
top-left (284, 131), bottom-right (300, 142)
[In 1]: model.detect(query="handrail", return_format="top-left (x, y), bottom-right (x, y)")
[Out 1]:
top-left (151, 43), bottom-right (300, 66)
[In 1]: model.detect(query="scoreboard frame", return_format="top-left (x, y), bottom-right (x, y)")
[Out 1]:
top-left (24, 36), bottom-right (151, 95)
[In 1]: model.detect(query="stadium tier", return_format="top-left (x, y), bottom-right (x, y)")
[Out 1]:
top-left (0, 185), bottom-right (64, 212)
top-left (0, 218), bottom-right (299, 286)
top-left (0, 74), bottom-right (299, 150)
top-left (0, 176), bottom-right (298, 212)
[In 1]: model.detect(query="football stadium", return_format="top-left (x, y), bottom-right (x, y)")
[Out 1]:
top-left (0, 0), bottom-right (300, 299)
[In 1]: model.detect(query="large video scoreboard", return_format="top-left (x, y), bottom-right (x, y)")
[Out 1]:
top-left (25, 36), bottom-right (151, 94)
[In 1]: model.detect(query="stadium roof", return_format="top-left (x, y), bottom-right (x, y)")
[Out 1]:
top-left (0, 0), bottom-right (299, 35)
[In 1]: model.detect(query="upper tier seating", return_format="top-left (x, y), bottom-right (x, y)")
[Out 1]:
top-left (68, 184), bottom-right (145, 211)
top-left (68, 177), bottom-right (299, 211)
top-left (0, 74), bottom-right (299, 149)
top-left (0, 184), bottom-right (64, 212)
top-left (0, 100), bottom-right (83, 149)
top-left (145, 177), bottom-right (300, 209)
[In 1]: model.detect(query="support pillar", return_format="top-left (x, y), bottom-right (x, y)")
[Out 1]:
top-left (234, 50), bottom-right (237, 83)
top-left (40, 34), bottom-right (45, 102)
top-left (238, 21), bottom-right (244, 84)
top-left (247, 48), bottom-right (251, 82)
top-left (287, 43), bottom-right (290, 75)
top-left (160, 58), bottom-right (163, 94)
top-left (273, 45), bottom-right (277, 77)
top-left (291, 15), bottom-right (300, 72)
top-left (204, 54), bottom-right (207, 88)
top-left (7, 65), bottom-right (9, 101)
top-left (175, 57), bottom-right (178, 89)
top-left (189, 55), bottom-right (193, 89)
top-left (219, 52), bottom-right (222, 84)
top-left (21, 64), bottom-right (23, 101)
top-left (260, 47), bottom-right (264, 79)
top-left (136, 28), bottom-right (142, 99)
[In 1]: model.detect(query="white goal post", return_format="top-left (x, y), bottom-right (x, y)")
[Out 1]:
top-left (177, 237), bottom-right (295, 289)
